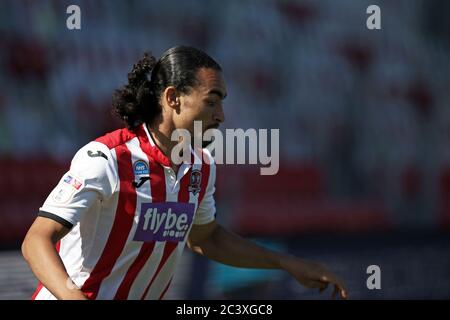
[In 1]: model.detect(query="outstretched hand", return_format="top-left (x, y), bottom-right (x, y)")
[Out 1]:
top-left (281, 257), bottom-right (348, 299)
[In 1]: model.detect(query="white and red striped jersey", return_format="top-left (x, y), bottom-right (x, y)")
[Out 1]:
top-left (32, 124), bottom-right (216, 300)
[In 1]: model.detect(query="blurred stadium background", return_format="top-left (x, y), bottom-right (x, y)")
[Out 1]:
top-left (0, 0), bottom-right (450, 299)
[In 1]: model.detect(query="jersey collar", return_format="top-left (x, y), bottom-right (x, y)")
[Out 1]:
top-left (140, 124), bottom-right (201, 167)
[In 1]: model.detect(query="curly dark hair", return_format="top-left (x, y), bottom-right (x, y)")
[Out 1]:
top-left (113, 46), bottom-right (222, 129)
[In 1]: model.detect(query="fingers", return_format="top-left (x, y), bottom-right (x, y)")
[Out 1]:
top-left (317, 280), bottom-right (348, 300)
top-left (331, 286), bottom-right (339, 300)
top-left (320, 275), bottom-right (348, 299)
top-left (306, 279), bottom-right (328, 289)
top-left (333, 283), bottom-right (348, 299)
top-left (333, 281), bottom-right (348, 299)
top-left (318, 283), bottom-right (328, 293)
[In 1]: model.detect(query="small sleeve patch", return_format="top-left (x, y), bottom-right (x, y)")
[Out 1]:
top-left (63, 175), bottom-right (83, 190)
top-left (51, 174), bottom-right (83, 204)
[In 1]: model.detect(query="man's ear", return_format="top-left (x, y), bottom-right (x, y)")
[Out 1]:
top-left (164, 86), bottom-right (180, 110)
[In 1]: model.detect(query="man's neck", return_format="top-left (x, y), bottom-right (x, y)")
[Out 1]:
top-left (146, 122), bottom-right (181, 172)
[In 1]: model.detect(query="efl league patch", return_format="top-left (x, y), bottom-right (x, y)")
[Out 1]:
top-left (133, 202), bottom-right (195, 243)
top-left (188, 169), bottom-right (202, 195)
top-left (133, 160), bottom-right (149, 175)
top-left (52, 174), bottom-right (82, 203)
top-left (52, 185), bottom-right (75, 204)
top-left (63, 175), bottom-right (82, 190)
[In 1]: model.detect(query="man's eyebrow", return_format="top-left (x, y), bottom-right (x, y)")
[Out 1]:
top-left (208, 89), bottom-right (227, 99)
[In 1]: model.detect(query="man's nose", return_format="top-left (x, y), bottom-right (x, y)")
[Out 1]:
top-left (214, 104), bottom-right (225, 123)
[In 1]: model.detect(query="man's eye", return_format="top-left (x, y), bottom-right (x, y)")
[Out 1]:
top-left (207, 101), bottom-right (216, 107)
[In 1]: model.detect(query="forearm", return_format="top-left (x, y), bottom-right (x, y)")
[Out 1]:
top-left (22, 234), bottom-right (87, 300)
top-left (189, 223), bottom-right (348, 299)
top-left (190, 224), bottom-right (290, 269)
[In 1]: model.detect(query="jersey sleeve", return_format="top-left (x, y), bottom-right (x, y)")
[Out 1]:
top-left (193, 150), bottom-right (217, 225)
top-left (39, 141), bottom-right (117, 228)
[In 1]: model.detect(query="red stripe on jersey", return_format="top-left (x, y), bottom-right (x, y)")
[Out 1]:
top-left (158, 276), bottom-right (173, 300)
top-left (178, 152), bottom-right (194, 203)
top-left (149, 158), bottom-right (166, 201)
top-left (178, 172), bottom-right (191, 203)
top-left (31, 283), bottom-right (43, 300)
top-left (198, 160), bottom-right (210, 204)
top-left (95, 128), bottom-right (136, 150)
top-left (81, 143), bottom-right (137, 300)
top-left (113, 242), bottom-right (156, 300)
top-left (32, 241), bottom-right (61, 300)
top-left (136, 124), bottom-right (171, 167)
top-left (139, 160), bottom-right (191, 300)
top-left (112, 132), bottom-right (168, 299)
top-left (140, 241), bottom-right (178, 300)
top-left (137, 129), bottom-right (166, 201)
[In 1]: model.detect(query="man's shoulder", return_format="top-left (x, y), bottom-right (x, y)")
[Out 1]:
top-left (70, 128), bottom-right (134, 174)
top-left (94, 127), bottom-right (137, 150)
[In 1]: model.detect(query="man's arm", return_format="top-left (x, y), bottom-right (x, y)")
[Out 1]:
top-left (22, 217), bottom-right (88, 300)
top-left (187, 220), bottom-right (348, 299)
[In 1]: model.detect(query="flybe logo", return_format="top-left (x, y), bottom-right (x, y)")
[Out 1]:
top-left (134, 202), bottom-right (195, 243)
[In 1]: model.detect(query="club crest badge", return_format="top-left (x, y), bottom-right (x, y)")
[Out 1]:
top-left (188, 169), bottom-right (202, 195)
